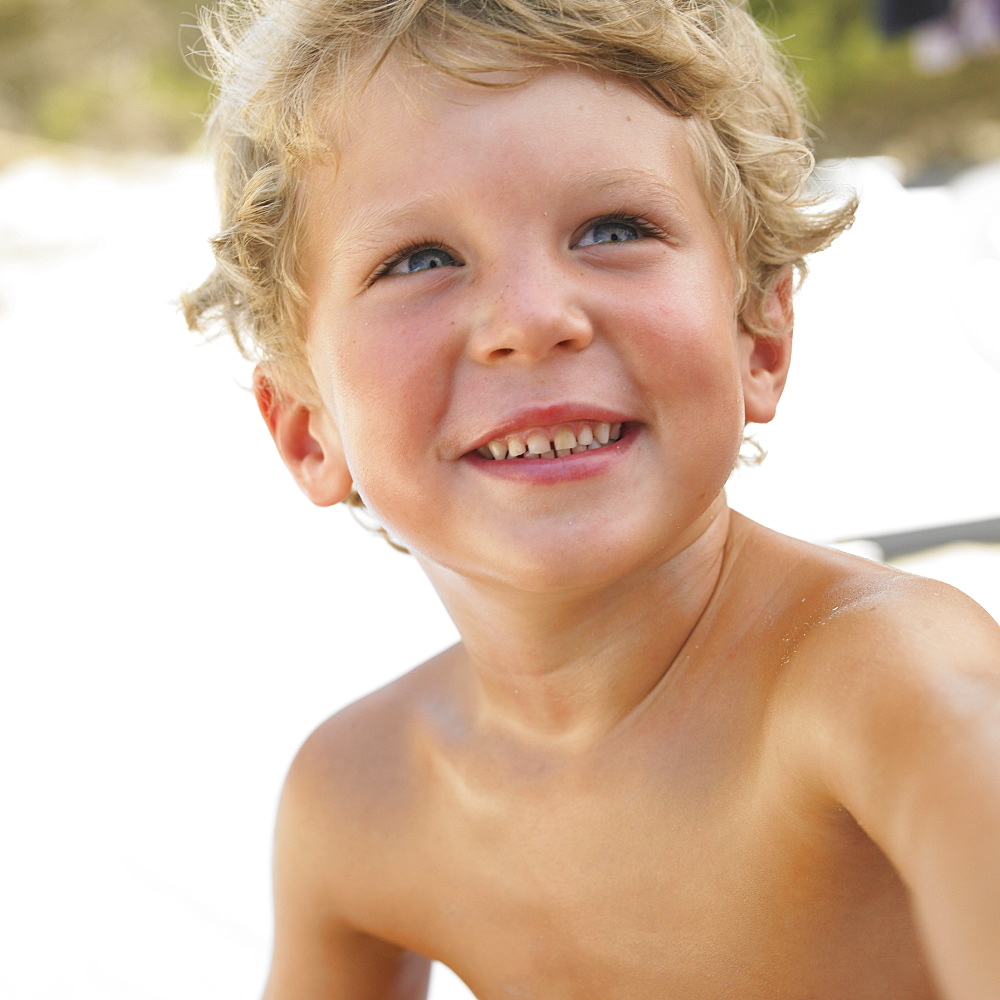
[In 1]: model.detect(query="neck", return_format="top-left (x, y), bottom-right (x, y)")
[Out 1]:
top-left (420, 502), bottom-right (737, 751)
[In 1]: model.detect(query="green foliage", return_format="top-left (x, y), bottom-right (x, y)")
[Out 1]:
top-left (0, 0), bottom-right (997, 172)
top-left (749, 0), bottom-right (1000, 178)
top-left (0, 0), bottom-right (209, 153)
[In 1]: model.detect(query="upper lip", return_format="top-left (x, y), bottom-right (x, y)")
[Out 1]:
top-left (463, 403), bottom-right (635, 455)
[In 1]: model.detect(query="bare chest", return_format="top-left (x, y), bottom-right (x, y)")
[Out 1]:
top-left (354, 732), bottom-right (936, 999)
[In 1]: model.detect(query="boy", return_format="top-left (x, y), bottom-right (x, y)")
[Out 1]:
top-left (185, 0), bottom-right (1000, 996)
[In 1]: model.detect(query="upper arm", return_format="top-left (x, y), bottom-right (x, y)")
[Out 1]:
top-left (262, 724), bottom-right (431, 1000)
top-left (792, 579), bottom-right (1000, 998)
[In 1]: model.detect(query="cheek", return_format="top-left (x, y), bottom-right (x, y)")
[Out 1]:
top-left (631, 292), bottom-right (742, 386)
top-left (316, 301), bottom-right (447, 411)
top-left (626, 288), bottom-right (746, 448)
top-left (310, 309), bottom-right (456, 494)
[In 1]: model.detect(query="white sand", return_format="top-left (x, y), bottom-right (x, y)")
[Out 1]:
top-left (1, 152), bottom-right (997, 999)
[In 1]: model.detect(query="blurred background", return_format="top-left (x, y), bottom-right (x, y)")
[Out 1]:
top-left (1, 2), bottom-right (998, 999)
top-left (2, 0), bottom-right (999, 171)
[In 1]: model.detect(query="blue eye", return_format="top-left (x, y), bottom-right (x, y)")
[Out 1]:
top-left (576, 220), bottom-right (642, 247)
top-left (384, 246), bottom-right (461, 276)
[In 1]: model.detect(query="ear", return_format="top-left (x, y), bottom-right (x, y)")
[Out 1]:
top-left (740, 268), bottom-right (793, 425)
top-left (253, 368), bottom-right (353, 506)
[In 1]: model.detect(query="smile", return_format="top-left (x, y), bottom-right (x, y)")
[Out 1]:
top-left (475, 421), bottom-right (624, 460)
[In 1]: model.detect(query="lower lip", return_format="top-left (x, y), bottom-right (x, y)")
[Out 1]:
top-left (462, 424), bottom-right (637, 484)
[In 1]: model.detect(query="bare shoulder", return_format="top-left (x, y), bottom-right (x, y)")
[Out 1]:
top-left (731, 515), bottom-right (1000, 687)
top-left (260, 649), bottom-right (459, 999)
top-left (282, 645), bottom-right (457, 848)
top-left (751, 523), bottom-right (1000, 845)
top-left (769, 538), bottom-right (1000, 708)
top-left (742, 524), bottom-right (1000, 995)
top-left (274, 644), bottom-right (463, 924)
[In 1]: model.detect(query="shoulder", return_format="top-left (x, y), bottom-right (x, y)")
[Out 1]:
top-left (263, 657), bottom-right (450, 998)
top-left (778, 558), bottom-right (1000, 710)
top-left (802, 565), bottom-right (991, 655)
top-left (728, 516), bottom-right (999, 681)
top-left (275, 646), bottom-right (460, 893)
top-left (762, 541), bottom-right (1000, 846)
top-left (284, 646), bottom-right (457, 821)
top-left (760, 550), bottom-right (1000, 996)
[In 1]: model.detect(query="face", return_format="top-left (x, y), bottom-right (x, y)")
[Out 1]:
top-left (292, 62), bottom-right (786, 591)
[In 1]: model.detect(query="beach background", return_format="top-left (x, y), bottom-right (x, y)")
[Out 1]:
top-left (2, 3), bottom-right (999, 998)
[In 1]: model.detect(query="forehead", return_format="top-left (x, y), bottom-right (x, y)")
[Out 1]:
top-left (301, 60), bottom-right (723, 266)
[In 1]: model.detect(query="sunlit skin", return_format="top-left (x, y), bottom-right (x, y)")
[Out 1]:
top-left (255, 61), bottom-right (1000, 1000)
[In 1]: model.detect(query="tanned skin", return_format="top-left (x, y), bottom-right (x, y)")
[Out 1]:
top-left (263, 511), bottom-right (1000, 999)
top-left (253, 62), bottom-right (1000, 1000)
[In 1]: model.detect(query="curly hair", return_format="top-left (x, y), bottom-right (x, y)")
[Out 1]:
top-left (185, 0), bottom-right (855, 375)
top-left (185, 0), bottom-right (855, 532)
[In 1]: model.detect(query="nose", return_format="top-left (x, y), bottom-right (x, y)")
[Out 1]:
top-left (465, 262), bottom-right (595, 364)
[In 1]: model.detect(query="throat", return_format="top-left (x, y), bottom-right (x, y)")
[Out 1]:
top-left (434, 515), bottom-right (735, 748)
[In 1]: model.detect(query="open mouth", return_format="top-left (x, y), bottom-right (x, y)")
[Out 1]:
top-left (475, 420), bottom-right (625, 461)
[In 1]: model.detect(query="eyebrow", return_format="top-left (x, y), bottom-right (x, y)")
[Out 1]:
top-left (572, 166), bottom-right (692, 217)
top-left (325, 195), bottom-right (451, 267)
top-left (322, 165), bottom-right (693, 269)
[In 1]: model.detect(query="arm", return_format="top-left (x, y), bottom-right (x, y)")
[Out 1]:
top-left (801, 581), bottom-right (1000, 1000)
top-left (262, 730), bottom-right (431, 1000)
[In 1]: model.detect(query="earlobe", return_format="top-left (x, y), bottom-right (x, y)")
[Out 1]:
top-left (253, 368), bottom-right (353, 507)
top-left (740, 269), bottom-right (794, 426)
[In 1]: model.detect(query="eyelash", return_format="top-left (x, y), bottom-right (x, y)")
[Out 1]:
top-left (367, 213), bottom-right (668, 285)
top-left (590, 213), bottom-right (669, 243)
top-left (367, 240), bottom-right (455, 285)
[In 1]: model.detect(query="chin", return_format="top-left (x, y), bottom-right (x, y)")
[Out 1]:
top-left (423, 514), bottom-right (687, 597)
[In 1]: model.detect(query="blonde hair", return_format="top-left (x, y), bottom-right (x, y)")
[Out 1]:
top-left (185, 0), bottom-right (854, 376)
top-left (185, 0), bottom-right (854, 535)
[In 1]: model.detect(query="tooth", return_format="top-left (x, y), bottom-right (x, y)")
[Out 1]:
top-left (553, 429), bottom-right (576, 451)
top-left (525, 451), bottom-right (540, 458)
top-left (507, 437), bottom-right (527, 457)
top-left (477, 446), bottom-right (492, 458)
top-left (488, 439), bottom-right (508, 460)
top-left (595, 422), bottom-right (611, 445)
top-left (587, 442), bottom-right (602, 450)
top-left (610, 422), bottom-right (622, 441)
top-left (555, 449), bottom-right (571, 457)
top-left (527, 432), bottom-right (550, 455)
top-left (577, 425), bottom-right (594, 446)
top-left (571, 445), bottom-right (587, 454)
top-left (541, 450), bottom-right (555, 459)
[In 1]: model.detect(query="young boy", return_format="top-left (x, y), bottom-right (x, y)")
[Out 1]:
top-left (185, 1), bottom-right (1000, 996)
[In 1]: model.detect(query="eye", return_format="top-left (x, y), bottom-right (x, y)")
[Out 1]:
top-left (374, 244), bottom-right (463, 281)
top-left (574, 215), bottom-right (666, 249)
top-left (576, 220), bottom-right (641, 246)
